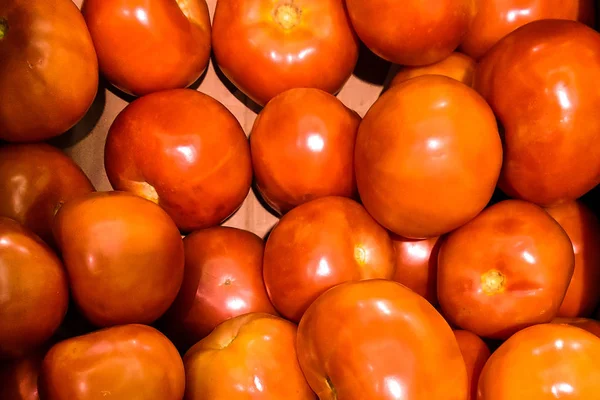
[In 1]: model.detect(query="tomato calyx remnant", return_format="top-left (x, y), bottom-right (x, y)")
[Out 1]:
top-left (273, 3), bottom-right (301, 30)
top-left (0, 18), bottom-right (7, 40)
top-left (481, 269), bottom-right (506, 295)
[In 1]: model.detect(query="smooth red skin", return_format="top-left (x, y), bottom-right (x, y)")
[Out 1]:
top-left (454, 330), bottom-right (491, 400)
top-left (461, 0), bottom-right (596, 60)
top-left (0, 144), bottom-right (94, 247)
top-left (263, 196), bottom-right (396, 323)
top-left (390, 52), bottom-right (477, 88)
top-left (39, 325), bottom-right (185, 400)
top-left (0, 351), bottom-right (44, 400)
top-left (475, 20), bottom-right (600, 206)
top-left (438, 200), bottom-right (575, 340)
top-left (297, 280), bottom-right (468, 400)
top-left (391, 234), bottom-right (441, 305)
top-left (53, 191), bottom-right (185, 327)
top-left (161, 227), bottom-right (278, 348)
top-left (83, 0), bottom-right (211, 97)
top-left (345, 0), bottom-right (475, 65)
top-left (250, 88), bottom-right (361, 215)
top-left (545, 201), bottom-right (600, 317)
top-left (105, 89), bottom-right (252, 232)
top-left (212, 0), bottom-right (359, 106)
top-left (552, 318), bottom-right (600, 338)
top-left (355, 75), bottom-right (503, 239)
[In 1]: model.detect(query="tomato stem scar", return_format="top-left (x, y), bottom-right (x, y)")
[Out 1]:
top-left (0, 18), bottom-right (8, 40)
top-left (273, 4), bottom-right (301, 30)
top-left (481, 269), bottom-right (506, 295)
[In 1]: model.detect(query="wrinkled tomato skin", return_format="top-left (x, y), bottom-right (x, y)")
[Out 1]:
top-left (390, 52), bottom-right (476, 88)
top-left (454, 330), bottom-right (491, 400)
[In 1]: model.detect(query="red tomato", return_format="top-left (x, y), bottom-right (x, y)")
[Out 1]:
top-left (263, 196), bottom-right (395, 322)
top-left (438, 200), bottom-right (575, 339)
top-left (297, 280), bottom-right (468, 399)
top-left (390, 52), bottom-right (476, 88)
top-left (552, 317), bottom-right (600, 338)
top-left (454, 330), bottom-right (491, 400)
top-left (53, 191), bottom-right (184, 327)
top-left (475, 20), bottom-right (600, 206)
top-left (82, 0), bottom-right (211, 96)
top-left (183, 313), bottom-right (315, 399)
top-left (0, 351), bottom-right (44, 400)
top-left (0, 0), bottom-right (98, 142)
top-left (250, 88), bottom-right (360, 215)
top-left (212, 0), bottom-right (359, 106)
top-left (104, 89), bottom-right (252, 232)
top-left (355, 75), bottom-right (503, 239)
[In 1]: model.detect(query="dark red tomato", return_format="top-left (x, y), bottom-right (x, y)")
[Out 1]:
top-left (0, 351), bottom-right (44, 400)
top-left (454, 330), bottom-right (491, 400)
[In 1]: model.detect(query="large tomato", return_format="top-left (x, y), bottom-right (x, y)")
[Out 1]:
top-left (53, 191), bottom-right (184, 327)
top-left (0, 0), bottom-right (98, 142)
top-left (475, 20), bottom-right (600, 206)
top-left (390, 52), bottom-right (476, 89)
top-left (355, 75), bottom-right (503, 239)
top-left (297, 280), bottom-right (468, 399)
top-left (0, 351), bottom-right (44, 400)
top-left (212, 0), bottom-right (359, 106)
top-left (438, 200), bottom-right (575, 339)
top-left (454, 330), bottom-right (491, 400)
top-left (82, 0), bottom-right (211, 96)
top-left (552, 317), bottom-right (600, 338)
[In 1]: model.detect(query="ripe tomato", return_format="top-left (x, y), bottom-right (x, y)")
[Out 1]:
top-left (454, 330), bottom-right (491, 400)
top-left (82, 0), bottom-right (211, 96)
top-left (552, 318), bottom-right (600, 338)
top-left (183, 313), bottom-right (315, 399)
top-left (212, 0), bottom-right (359, 106)
top-left (39, 325), bottom-right (185, 400)
top-left (263, 196), bottom-right (395, 322)
top-left (477, 324), bottom-right (600, 399)
top-left (53, 191), bottom-right (184, 327)
top-left (0, 351), bottom-right (44, 400)
top-left (390, 52), bottom-right (476, 88)
top-left (0, 218), bottom-right (68, 360)
top-left (475, 20), bottom-right (600, 206)
top-left (0, 0), bottom-right (98, 142)
top-left (355, 75), bottom-right (502, 239)
top-left (104, 89), bottom-right (252, 232)
top-left (438, 200), bottom-right (575, 339)
top-left (250, 88), bottom-right (360, 215)
top-left (297, 280), bottom-right (468, 399)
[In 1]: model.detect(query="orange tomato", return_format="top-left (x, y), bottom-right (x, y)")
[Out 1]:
top-left (390, 52), bottom-right (476, 88)
top-left (0, 351), bottom-right (44, 400)
top-left (454, 330), bottom-right (491, 400)
top-left (552, 317), bottom-right (600, 338)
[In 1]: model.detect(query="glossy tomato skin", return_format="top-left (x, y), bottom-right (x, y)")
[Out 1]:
top-left (454, 330), bottom-right (491, 400)
top-left (250, 88), bottom-right (361, 215)
top-left (0, 0), bottom-right (98, 142)
top-left (0, 351), bottom-right (44, 400)
top-left (355, 75), bottom-right (502, 239)
top-left (390, 52), bottom-right (476, 88)
top-left (183, 313), bottom-right (315, 400)
top-left (475, 20), bottom-right (600, 206)
top-left (461, 0), bottom-right (596, 59)
top-left (212, 0), bottom-right (359, 106)
top-left (263, 196), bottom-right (395, 322)
top-left (104, 89), bottom-right (252, 232)
top-left (545, 201), bottom-right (600, 317)
top-left (39, 324), bottom-right (185, 400)
top-left (345, 0), bottom-right (475, 65)
top-left (0, 218), bottom-right (69, 360)
top-left (53, 191), bottom-right (184, 327)
top-left (477, 324), bottom-right (600, 399)
top-left (297, 280), bottom-right (468, 400)
top-left (438, 200), bottom-right (575, 340)
top-left (0, 144), bottom-right (94, 247)
top-left (551, 317), bottom-right (600, 338)
top-left (82, 0), bottom-right (211, 96)
top-left (161, 227), bottom-right (277, 349)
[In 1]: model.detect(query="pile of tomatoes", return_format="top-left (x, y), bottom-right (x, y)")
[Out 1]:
top-left (2, 0), bottom-right (600, 399)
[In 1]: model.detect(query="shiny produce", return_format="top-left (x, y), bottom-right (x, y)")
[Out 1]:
top-left (263, 196), bottom-right (395, 322)
top-left (250, 88), bottom-right (360, 215)
top-left (551, 317), bottom-right (600, 338)
top-left (454, 330), bottom-right (491, 400)
top-left (355, 75), bottom-right (503, 239)
top-left (390, 52), bottom-right (476, 88)
top-left (475, 19), bottom-right (600, 206)
top-left (438, 200), bottom-right (575, 339)
top-left (297, 280), bottom-right (468, 400)
top-left (0, 351), bottom-right (44, 400)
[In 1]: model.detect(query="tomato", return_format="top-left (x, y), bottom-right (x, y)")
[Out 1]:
top-left (39, 324), bottom-right (185, 400)
top-left (475, 20), bottom-right (600, 206)
top-left (345, 0), bottom-right (475, 65)
top-left (391, 234), bottom-right (441, 306)
top-left (390, 52), bottom-right (476, 88)
top-left (82, 0), bottom-right (211, 96)
top-left (438, 200), bottom-right (575, 340)
top-left (53, 191), bottom-right (184, 327)
top-left (552, 317), bottom-right (600, 338)
top-left (212, 0), bottom-right (359, 106)
top-left (263, 196), bottom-right (395, 322)
top-left (454, 330), bottom-right (491, 400)
top-left (477, 324), bottom-right (600, 399)
top-left (104, 89), bottom-right (252, 232)
top-left (0, 0), bottom-right (98, 142)
top-left (461, 0), bottom-right (596, 59)
top-left (297, 280), bottom-right (468, 399)
top-left (160, 227), bottom-right (277, 349)
top-left (0, 351), bottom-right (44, 400)
top-left (250, 88), bottom-right (360, 215)
top-left (355, 75), bottom-right (503, 239)
top-left (545, 201), bottom-right (600, 317)
top-left (183, 313), bottom-right (315, 399)
top-left (0, 144), bottom-right (94, 247)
